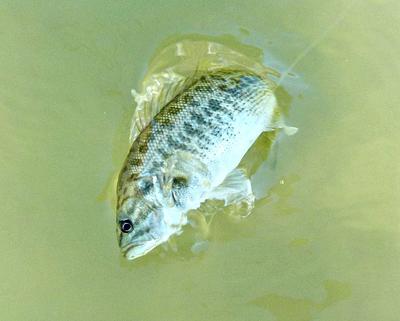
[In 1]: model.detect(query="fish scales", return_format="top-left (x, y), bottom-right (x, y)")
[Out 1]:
top-left (116, 68), bottom-right (278, 259)
top-left (118, 70), bottom-right (273, 199)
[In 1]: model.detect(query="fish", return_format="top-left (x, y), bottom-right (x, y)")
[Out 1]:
top-left (116, 67), bottom-right (294, 260)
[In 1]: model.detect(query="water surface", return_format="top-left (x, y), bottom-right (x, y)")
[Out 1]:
top-left (0, 1), bottom-right (399, 320)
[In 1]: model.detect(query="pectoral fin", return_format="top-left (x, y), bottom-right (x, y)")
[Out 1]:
top-left (207, 168), bottom-right (255, 212)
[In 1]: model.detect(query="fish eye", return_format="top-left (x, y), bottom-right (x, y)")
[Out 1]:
top-left (120, 219), bottom-right (133, 233)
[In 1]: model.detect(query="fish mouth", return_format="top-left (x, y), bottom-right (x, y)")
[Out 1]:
top-left (122, 240), bottom-right (160, 260)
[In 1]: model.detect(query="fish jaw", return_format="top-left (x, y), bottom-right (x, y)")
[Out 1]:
top-left (123, 240), bottom-right (162, 260)
top-left (121, 208), bottom-right (188, 261)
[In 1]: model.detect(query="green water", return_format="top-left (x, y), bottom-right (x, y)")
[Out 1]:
top-left (1, 1), bottom-right (399, 320)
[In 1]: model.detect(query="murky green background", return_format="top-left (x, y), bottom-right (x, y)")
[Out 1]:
top-left (1, 0), bottom-right (399, 320)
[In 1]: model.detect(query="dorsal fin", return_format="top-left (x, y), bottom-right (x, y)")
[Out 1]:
top-left (129, 40), bottom-right (279, 143)
top-left (130, 69), bottom-right (199, 142)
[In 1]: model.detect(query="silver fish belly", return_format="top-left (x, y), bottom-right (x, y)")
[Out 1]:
top-left (116, 68), bottom-right (278, 260)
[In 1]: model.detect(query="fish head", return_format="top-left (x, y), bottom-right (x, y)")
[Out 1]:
top-left (116, 151), bottom-right (211, 260)
top-left (116, 176), bottom-right (188, 260)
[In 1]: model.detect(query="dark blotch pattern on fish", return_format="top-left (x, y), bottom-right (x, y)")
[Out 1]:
top-left (117, 69), bottom-right (273, 212)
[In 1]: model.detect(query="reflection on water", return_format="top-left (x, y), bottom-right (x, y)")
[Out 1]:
top-left (289, 238), bottom-right (310, 249)
top-left (251, 280), bottom-right (352, 321)
top-left (1, 0), bottom-right (399, 320)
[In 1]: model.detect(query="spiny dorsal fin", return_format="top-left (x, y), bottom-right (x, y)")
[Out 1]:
top-left (130, 69), bottom-right (199, 143)
top-left (129, 40), bottom-right (278, 143)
